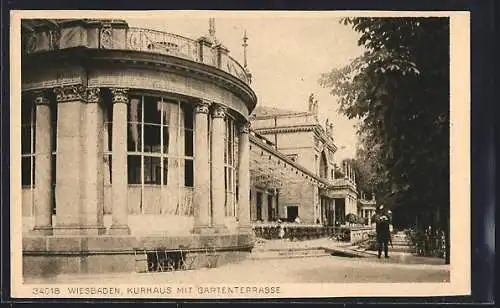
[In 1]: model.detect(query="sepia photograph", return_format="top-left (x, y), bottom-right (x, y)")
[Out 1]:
top-left (10, 10), bottom-right (470, 299)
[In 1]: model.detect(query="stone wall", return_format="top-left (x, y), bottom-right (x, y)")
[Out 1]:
top-left (23, 233), bottom-right (254, 277)
top-left (278, 181), bottom-right (316, 223)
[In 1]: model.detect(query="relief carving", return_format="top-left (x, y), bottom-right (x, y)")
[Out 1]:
top-left (53, 85), bottom-right (86, 103)
top-left (195, 101), bottom-right (211, 114)
top-left (100, 23), bottom-right (113, 49)
top-left (86, 87), bottom-right (101, 103)
top-left (110, 88), bottom-right (129, 104)
top-left (212, 104), bottom-right (226, 118)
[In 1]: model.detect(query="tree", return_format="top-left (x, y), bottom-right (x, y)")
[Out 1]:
top-left (320, 18), bottom-right (449, 263)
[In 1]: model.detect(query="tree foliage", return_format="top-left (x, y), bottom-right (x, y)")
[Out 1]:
top-left (320, 18), bottom-right (450, 233)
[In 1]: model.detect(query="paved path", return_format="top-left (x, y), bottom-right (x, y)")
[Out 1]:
top-left (25, 250), bottom-right (449, 284)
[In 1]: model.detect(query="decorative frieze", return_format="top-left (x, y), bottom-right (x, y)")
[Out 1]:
top-left (195, 101), bottom-right (211, 114)
top-left (212, 104), bottom-right (226, 118)
top-left (110, 88), bottom-right (129, 104)
top-left (53, 85), bottom-right (86, 103)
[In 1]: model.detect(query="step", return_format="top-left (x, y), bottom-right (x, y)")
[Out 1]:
top-left (250, 249), bottom-right (330, 260)
top-left (323, 246), bottom-right (372, 258)
top-left (366, 246), bottom-right (415, 253)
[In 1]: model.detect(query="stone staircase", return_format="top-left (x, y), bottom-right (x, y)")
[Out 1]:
top-left (249, 233), bottom-right (417, 261)
top-left (357, 231), bottom-right (416, 254)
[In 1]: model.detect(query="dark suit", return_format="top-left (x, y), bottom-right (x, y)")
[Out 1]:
top-left (376, 218), bottom-right (390, 258)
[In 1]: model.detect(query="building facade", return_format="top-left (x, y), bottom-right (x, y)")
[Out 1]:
top-left (249, 95), bottom-right (365, 226)
top-left (21, 19), bottom-right (257, 276)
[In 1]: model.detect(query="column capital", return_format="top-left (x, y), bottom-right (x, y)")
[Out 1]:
top-left (85, 87), bottom-right (102, 104)
top-left (195, 100), bottom-right (211, 114)
top-left (211, 104), bottom-right (226, 118)
top-left (53, 85), bottom-right (86, 103)
top-left (32, 91), bottom-right (51, 106)
top-left (110, 88), bottom-right (129, 104)
top-left (239, 121), bottom-right (251, 134)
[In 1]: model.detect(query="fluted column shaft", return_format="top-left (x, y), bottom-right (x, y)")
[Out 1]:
top-left (109, 88), bottom-right (130, 234)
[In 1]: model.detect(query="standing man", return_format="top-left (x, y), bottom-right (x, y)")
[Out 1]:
top-left (375, 205), bottom-right (391, 258)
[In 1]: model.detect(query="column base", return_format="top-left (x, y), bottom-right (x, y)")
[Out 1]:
top-left (31, 226), bottom-right (53, 236)
top-left (108, 225), bottom-right (131, 235)
top-left (52, 225), bottom-right (107, 236)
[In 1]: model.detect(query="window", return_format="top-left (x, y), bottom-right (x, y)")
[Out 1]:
top-left (21, 98), bottom-right (35, 186)
top-left (103, 92), bottom-right (113, 185)
top-left (125, 95), bottom-right (195, 215)
top-left (21, 95), bottom-right (57, 214)
top-left (224, 116), bottom-right (238, 217)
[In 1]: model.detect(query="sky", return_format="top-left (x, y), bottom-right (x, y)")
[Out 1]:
top-left (127, 13), bottom-right (365, 160)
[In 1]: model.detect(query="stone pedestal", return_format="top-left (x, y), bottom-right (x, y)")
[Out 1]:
top-left (32, 93), bottom-right (53, 235)
top-left (109, 88), bottom-right (130, 235)
top-left (192, 101), bottom-right (212, 234)
top-left (210, 104), bottom-right (227, 232)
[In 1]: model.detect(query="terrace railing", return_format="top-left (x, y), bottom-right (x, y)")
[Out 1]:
top-left (24, 25), bottom-right (251, 85)
top-left (126, 28), bottom-right (250, 84)
top-left (127, 27), bottom-right (200, 62)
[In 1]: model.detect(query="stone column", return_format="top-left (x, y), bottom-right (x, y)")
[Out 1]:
top-left (262, 191), bottom-right (269, 222)
top-left (368, 210), bottom-right (372, 225)
top-left (192, 100), bottom-right (211, 233)
top-left (32, 92), bottom-right (53, 235)
top-left (82, 87), bottom-right (106, 234)
top-left (237, 121), bottom-right (251, 231)
top-left (210, 104), bottom-right (227, 232)
top-left (53, 85), bottom-right (86, 234)
top-left (109, 88), bottom-right (130, 235)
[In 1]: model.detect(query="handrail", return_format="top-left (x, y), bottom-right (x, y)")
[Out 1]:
top-left (126, 27), bottom-right (200, 62)
top-left (125, 27), bottom-right (248, 84)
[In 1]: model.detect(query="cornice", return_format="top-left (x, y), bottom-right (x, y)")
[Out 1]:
top-left (252, 125), bottom-right (315, 135)
top-left (252, 111), bottom-right (312, 120)
top-left (22, 48), bottom-right (258, 114)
